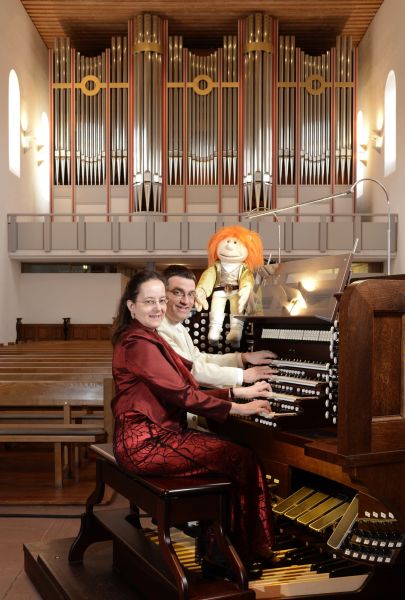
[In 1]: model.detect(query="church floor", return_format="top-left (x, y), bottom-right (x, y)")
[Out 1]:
top-left (0, 444), bottom-right (127, 599)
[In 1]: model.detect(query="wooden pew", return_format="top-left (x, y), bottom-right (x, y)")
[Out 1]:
top-left (0, 373), bottom-right (110, 381)
top-left (0, 380), bottom-right (106, 487)
top-left (0, 366), bottom-right (111, 373)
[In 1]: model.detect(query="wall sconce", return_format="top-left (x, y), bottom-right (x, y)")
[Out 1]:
top-left (36, 143), bottom-right (45, 165)
top-left (21, 128), bottom-right (37, 153)
top-left (359, 143), bottom-right (368, 165)
top-left (21, 127), bottom-right (45, 165)
top-left (369, 130), bottom-right (383, 151)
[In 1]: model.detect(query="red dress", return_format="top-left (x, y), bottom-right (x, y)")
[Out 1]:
top-left (112, 320), bottom-right (274, 564)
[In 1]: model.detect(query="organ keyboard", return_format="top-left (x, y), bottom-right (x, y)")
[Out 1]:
top-left (213, 260), bottom-right (405, 598)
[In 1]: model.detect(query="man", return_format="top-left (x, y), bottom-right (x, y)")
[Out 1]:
top-left (159, 265), bottom-right (276, 538)
top-left (158, 265), bottom-right (276, 390)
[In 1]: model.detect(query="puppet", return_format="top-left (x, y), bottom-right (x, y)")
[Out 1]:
top-left (194, 225), bottom-right (264, 348)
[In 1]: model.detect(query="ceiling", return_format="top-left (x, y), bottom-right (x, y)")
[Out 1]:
top-left (20, 0), bottom-right (384, 55)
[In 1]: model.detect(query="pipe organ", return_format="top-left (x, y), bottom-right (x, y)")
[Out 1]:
top-left (51, 13), bottom-right (356, 214)
top-left (53, 38), bottom-right (71, 186)
top-left (75, 47), bottom-right (107, 186)
top-left (242, 14), bottom-right (274, 211)
top-left (222, 36), bottom-right (238, 186)
top-left (110, 36), bottom-right (128, 187)
top-left (132, 14), bottom-right (162, 211)
top-left (167, 36), bottom-right (183, 186)
top-left (186, 49), bottom-right (219, 186)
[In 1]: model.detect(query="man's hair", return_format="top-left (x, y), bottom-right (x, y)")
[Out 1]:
top-left (162, 265), bottom-right (197, 283)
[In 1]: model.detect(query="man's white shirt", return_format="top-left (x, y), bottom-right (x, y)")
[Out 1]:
top-left (158, 316), bottom-right (244, 387)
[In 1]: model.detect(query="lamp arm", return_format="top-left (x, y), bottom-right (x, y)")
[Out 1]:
top-left (350, 178), bottom-right (391, 275)
top-left (273, 213), bottom-right (281, 264)
top-left (247, 176), bottom-right (391, 275)
top-left (247, 190), bottom-right (351, 219)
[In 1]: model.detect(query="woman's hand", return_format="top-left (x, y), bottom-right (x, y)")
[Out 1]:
top-left (232, 380), bottom-right (272, 399)
top-left (230, 398), bottom-right (273, 417)
top-left (243, 365), bottom-right (278, 383)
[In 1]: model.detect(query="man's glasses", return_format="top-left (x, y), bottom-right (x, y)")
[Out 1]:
top-left (136, 298), bottom-right (168, 307)
top-left (167, 288), bottom-right (196, 300)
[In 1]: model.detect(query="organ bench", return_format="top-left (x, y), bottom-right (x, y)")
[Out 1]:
top-left (25, 442), bottom-right (254, 600)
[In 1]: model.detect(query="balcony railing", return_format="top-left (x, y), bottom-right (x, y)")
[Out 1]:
top-left (7, 212), bottom-right (397, 262)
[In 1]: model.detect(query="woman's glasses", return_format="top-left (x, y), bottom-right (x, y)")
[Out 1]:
top-left (136, 298), bottom-right (168, 307)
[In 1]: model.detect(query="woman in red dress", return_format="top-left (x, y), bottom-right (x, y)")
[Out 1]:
top-left (111, 269), bottom-right (275, 573)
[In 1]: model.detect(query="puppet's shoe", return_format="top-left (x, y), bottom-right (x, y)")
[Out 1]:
top-left (225, 329), bottom-right (242, 348)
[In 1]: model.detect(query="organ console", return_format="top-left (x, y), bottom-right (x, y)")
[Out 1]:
top-left (209, 255), bottom-right (405, 598)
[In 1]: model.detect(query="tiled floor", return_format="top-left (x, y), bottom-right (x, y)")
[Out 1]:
top-left (0, 495), bottom-right (130, 600)
top-left (0, 511), bottom-right (80, 599)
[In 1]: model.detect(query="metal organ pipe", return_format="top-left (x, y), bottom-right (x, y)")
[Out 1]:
top-left (53, 38), bottom-right (71, 185)
top-left (131, 14), bottom-right (163, 211)
top-left (242, 13), bottom-right (273, 212)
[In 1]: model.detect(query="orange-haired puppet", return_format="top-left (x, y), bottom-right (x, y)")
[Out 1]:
top-left (195, 225), bottom-right (264, 348)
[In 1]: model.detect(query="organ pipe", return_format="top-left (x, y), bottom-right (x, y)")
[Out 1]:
top-left (131, 14), bottom-right (163, 211)
top-left (242, 13), bottom-right (273, 212)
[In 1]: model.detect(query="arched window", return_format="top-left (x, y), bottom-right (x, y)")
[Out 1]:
top-left (8, 69), bottom-right (21, 177)
top-left (384, 70), bottom-right (396, 176)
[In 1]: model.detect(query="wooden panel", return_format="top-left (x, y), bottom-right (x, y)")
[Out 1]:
top-left (372, 314), bottom-right (402, 417)
top-left (70, 325), bottom-right (112, 341)
top-left (20, 324), bottom-right (64, 342)
top-left (338, 279), bottom-right (405, 456)
top-left (20, 1), bottom-right (383, 55)
top-left (19, 324), bottom-right (111, 342)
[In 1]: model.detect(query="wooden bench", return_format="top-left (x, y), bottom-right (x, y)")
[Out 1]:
top-left (0, 373), bottom-right (110, 381)
top-left (0, 366), bottom-right (110, 374)
top-left (0, 380), bottom-right (107, 487)
top-left (69, 443), bottom-right (253, 600)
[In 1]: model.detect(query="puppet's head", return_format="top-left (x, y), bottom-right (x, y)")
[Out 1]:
top-left (207, 226), bottom-right (264, 271)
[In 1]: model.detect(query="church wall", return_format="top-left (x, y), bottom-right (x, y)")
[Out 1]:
top-left (0, 0), bottom-right (49, 343)
top-left (357, 0), bottom-right (405, 273)
top-left (19, 273), bottom-right (123, 325)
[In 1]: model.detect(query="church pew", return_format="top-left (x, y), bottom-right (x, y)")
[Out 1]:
top-left (0, 380), bottom-right (106, 487)
top-left (0, 364), bottom-right (111, 374)
top-left (0, 358), bottom-right (110, 363)
top-left (0, 373), bottom-right (110, 381)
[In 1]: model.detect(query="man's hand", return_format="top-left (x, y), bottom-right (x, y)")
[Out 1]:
top-left (243, 365), bottom-right (278, 383)
top-left (241, 350), bottom-right (277, 366)
top-left (232, 380), bottom-right (272, 400)
top-left (194, 287), bottom-right (208, 312)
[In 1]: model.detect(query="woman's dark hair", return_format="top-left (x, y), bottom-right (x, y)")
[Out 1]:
top-left (111, 269), bottom-right (166, 345)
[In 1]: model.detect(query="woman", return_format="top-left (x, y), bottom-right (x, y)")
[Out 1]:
top-left (111, 269), bottom-right (275, 575)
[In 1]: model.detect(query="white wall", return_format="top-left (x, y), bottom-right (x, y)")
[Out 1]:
top-left (0, 0), bottom-right (49, 342)
top-left (357, 0), bottom-right (405, 273)
top-left (19, 273), bottom-right (124, 324)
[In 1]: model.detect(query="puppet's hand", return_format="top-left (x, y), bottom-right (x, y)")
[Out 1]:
top-left (238, 285), bottom-right (252, 313)
top-left (194, 287), bottom-right (208, 312)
